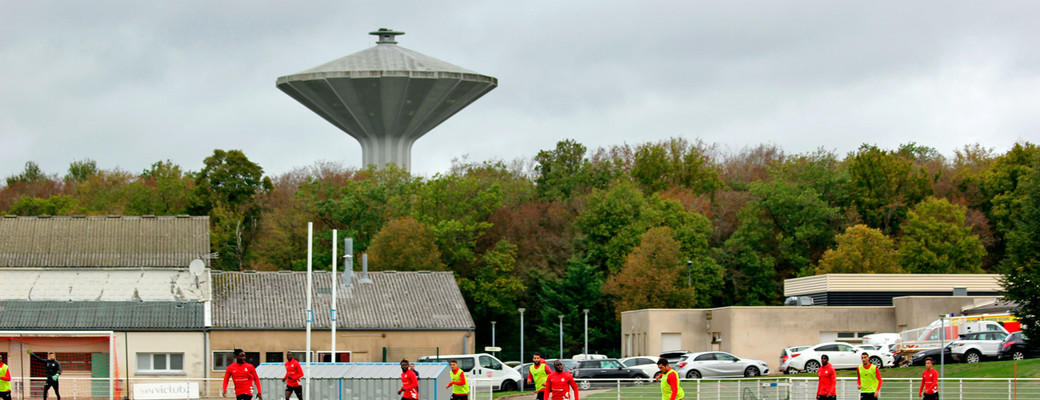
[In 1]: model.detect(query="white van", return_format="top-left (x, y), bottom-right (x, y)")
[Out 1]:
top-left (418, 353), bottom-right (521, 392)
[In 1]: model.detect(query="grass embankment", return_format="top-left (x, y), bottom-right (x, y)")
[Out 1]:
top-left (787, 358), bottom-right (1040, 379)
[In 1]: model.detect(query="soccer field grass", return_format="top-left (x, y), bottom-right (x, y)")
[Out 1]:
top-left (788, 357), bottom-right (1040, 379)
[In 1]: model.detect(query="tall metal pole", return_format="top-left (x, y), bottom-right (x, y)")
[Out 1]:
top-left (331, 229), bottom-right (337, 363)
top-left (558, 315), bottom-right (564, 359)
top-left (687, 260), bottom-right (692, 287)
top-left (305, 222), bottom-right (313, 400)
top-left (940, 314), bottom-right (946, 396)
top-left (519, 307), bottom-right (525, 389)
top-left (491, 321), bottom-right (497, 358)
top-left (583, 309), bottom-right (589, 356)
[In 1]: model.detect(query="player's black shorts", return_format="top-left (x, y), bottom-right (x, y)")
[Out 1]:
top-left (817, 396), bottom-right (836, 400)
top-left (860, 394), bottom-right (877, 400)
top-left (450, 394), bottom-right (469, 400)
top-left (923, 393), bottom-right (939, 400)
top-left (1, 391), bottom-right (12, 400)
top-left (236, 394), bottom-right (253, 400)
top-left (536, 391), bottom-right (545, 400)
top-left (286, 385), bottom-right (303, 398)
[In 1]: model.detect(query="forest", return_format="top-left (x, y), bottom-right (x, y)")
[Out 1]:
top-left (3, 139), bottom-right (1038, 360)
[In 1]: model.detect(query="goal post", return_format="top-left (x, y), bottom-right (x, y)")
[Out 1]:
top-left (0, 331), bottom-right (116, 400)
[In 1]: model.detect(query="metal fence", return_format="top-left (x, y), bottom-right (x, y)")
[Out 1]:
top-left (3, 376), bottom-right (1037, 400)
top-left (571, 377), bottom-right (1040, 400)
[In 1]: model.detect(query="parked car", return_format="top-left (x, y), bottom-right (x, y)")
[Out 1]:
top-left (999, 332), bottom-right (1040, 361)
top-left (515, 359), bottom-right (578, 388)
top-left (780, 346), bottom-right (810, 374)
top-left (910, 344), bottom-right (954, 366)
top-left (659, 350), bottom-right (690, 365)
top-left (862, 333), bottom-right (900, 347)
top-left (950, 331), bottom-right (1009, 363)
top-left (572, 354), bottom-right (608, 361)
top-left (571, 358), bottom-right (650, 390)
top-left (786, 342), bottom-right (894, 372)
top-left (619, 356), bottom-right (661, 379)
top-left (419, 353), bottom-right (521, 391)
top-left (675, 351), bottom-right (770, 379)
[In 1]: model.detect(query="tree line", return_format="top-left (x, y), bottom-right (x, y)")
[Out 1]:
top-left (2, 139), bottom-right (1038, 358)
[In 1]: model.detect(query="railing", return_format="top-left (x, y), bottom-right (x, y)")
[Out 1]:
top-left (4, 376), bottom-right (1037, 400)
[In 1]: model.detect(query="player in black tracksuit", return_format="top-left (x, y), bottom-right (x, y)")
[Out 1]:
top-left (28, 351), bottom-right (61, 400)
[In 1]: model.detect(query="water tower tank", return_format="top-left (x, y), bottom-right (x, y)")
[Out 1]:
top-left (276, 29), bottom-right (498, 170)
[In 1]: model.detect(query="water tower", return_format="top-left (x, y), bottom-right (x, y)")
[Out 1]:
top-left (276, 29), bottom-right (498, 170)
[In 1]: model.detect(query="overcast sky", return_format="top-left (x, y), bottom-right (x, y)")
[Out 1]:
top-left (2, 1), bottom-right (1038, 181)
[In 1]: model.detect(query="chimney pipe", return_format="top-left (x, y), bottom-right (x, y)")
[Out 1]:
top-left (343, 238), bottom-right (354, 288)
top-left (360, 253), bottom-right (373, 284)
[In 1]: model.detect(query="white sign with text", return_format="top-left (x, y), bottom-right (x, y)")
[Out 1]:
top-left (132, 382), bottom-right (200, 399)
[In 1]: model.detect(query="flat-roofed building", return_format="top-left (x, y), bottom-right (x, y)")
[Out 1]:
top-left (783, 273), bottom-right (1003, 306)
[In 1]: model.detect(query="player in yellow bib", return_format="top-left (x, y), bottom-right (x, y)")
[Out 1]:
top-left (1, 355), bottom-right (12, 400)
top-left (856, 352), bottom-right (882, 400)
top-left (445, 359), bottom-right (470, 400)
top-left (657, 358), bottom-right (684, 400)
top-left (527, 353), bottom-right (550, 400)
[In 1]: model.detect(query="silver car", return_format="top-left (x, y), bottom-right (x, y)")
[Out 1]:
top-left (675, 351), bottom-right (770, 379)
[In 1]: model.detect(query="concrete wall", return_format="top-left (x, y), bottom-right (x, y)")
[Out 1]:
top-left (207, 330), bottom-right (472, 378)
top-left (113, 332), bottom-right (207, 380)
top-left (623, 306), bottom-right (896, 373)
top-left (892, 296), bottom-right (995, 332)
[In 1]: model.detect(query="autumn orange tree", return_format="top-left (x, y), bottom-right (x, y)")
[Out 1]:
top-left (815, 224), bottom-right (902, 274)
top-left (602, 227), bottom-right (696, 315)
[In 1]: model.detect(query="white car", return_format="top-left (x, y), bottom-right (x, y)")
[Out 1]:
top-left (780, 346), bottom-right (810, 374)
top-left (950, 331), bottom-right (1009, 363)
top-left (786, 342), bottom-right (894, 373)
top-left (675, 351), bottom-right (770, 379)
top-left (419, 353), bottom-right (521, 391)
top-left (619, 356), bottom-right (661, 378)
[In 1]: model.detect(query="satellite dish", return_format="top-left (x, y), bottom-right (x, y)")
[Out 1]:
top-left (188, 259), bottom-right (206, 276)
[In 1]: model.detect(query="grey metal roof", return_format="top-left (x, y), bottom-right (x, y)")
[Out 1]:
top-left (0, 216), bottom-right (211, 267)
top-left (211, 271), bottom-right (474, 330)
top-left (256, 362), bottom-right (447, 379)
top-left (0, 300), bottom-right (204, 330)
top-left (0, 268), bottom-right (210, 302)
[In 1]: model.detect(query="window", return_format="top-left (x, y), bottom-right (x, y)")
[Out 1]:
top-left (317, 351), bottom-right (351, 362)
top-left (715, 353), bottom-right (737, 361)
top-left (694, 353), bottom-right (714, 361)
top-left (421, 357), bottom-right (474, 371)
top-left (479, 355), bottom-right (502, 370)
top-left (212, 351), bottom-right (259, 370)
top-left (816, 345), bottom-right (838, 352)
top-left (836, 344), bottom-right (856, 352)
top-left (266, 352), bottom-right (284, 363)
top-left (137, 353), bottom-right (185, 374)
top-left (602, 360), bottom-right (622, 369)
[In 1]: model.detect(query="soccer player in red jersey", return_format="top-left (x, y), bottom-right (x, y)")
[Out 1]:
top-left (544, 360), bottom-right (579, 400)
top-left (398, 359), bottom-right (419, 400)
top-left (222, 349), bottom-right (262, 400)
top-left (281, 351), bottom-right (304, 400)
top-left (919, 357), bottom-right (939, 400)
top-left (816, 354), bottom-right (836, 400)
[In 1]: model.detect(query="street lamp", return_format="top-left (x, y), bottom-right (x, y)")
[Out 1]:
top-left (519, 308), bottom-right (526, 391)
top-left (558, 314), bottom-right (564, 359)
top-left (583, 309), bottom-right (590, 357)
top-left (491, 321), bottom-right (497, 358)
top-left (939, 313), bottom-right (947, 396)
top-left (686, 260), bottom-right (692, 287)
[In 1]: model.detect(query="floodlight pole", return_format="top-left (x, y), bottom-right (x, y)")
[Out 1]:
top-left (305, 222), bottom-right (313, 400)
top-left (491, 321), bottom-right (497, 358)
top-left (519, 307), bottom-right (525, 389)
top-left (583, 309), bottom-right (589, 356)
top-left (687, 260), bottom-right (692, 287)
top-left (558, 315), bottom-right (564, 359)
top-left (939, 314), bottom-right (946, 396)
top-left (331, 229), bottom-right (337, 363)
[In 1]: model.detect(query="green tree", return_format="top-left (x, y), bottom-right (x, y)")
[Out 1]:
top-left (367, 216), bottom-right (444, 271)
top-left (127, 160), bottom-right (192, 215)
top-left (898, 197), bottom-right (985, 273)
top-left (5, 161), bottom-right (53, 186)
top-left (456, 240), bottom-right (526, 323)
top-left (534, 139), bottom-right (593, 199)
top-left (981, 143), bottom-right (1040, 262)
top-left (815, 225), bottom-right (902, 274)
top-left (631, 138), bottom-right (722, 194)
top-left (533, 259), bottom-right (615, 356)
top-left (64, 159), bottom-right (99, 184)
top-left (7, 195), bottom-right (77, 216)
top-left (190, 149), bottom-right (273, 270)
top-left (846, 144), bottom-right (933, 234)
top-left (602, 227), bottom-right (696, 314)
top-left (1000, 161), bottom-right (1040, 344)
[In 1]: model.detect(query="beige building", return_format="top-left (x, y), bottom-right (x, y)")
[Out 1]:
top-left (207, 270), bottom-right (475, 378)
top-left (622, 274), bottom-right (1005, 373)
